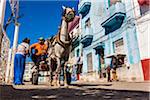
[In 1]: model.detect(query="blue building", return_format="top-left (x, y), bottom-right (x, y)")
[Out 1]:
top-left (78, 0), bottom-right (149, 82)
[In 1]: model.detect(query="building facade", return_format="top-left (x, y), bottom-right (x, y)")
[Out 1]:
top-left (0, 0), bottom-right (6, 56)
top-left (133, 0), bottom-right (150, 80)
top-left (0, 32), bottom-right (10, 83)
top-left (0, 0), bottom-right (9, 83)
top-left (68, 16), bottom-right (81, 65)
top-left (78, 0), bottom-right (149, 82)
top-left (67, 16), bottom-right (83, 80)
top-left (23, 62), bottom-right (34, 82)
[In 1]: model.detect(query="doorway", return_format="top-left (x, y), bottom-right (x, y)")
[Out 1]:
top-left (87, 53), bottom-right (93, 73)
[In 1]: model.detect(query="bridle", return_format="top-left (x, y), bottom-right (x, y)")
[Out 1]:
top-left (63, 9), bottom-right (75, 22)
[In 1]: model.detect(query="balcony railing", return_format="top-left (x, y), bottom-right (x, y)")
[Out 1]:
top-left (78, 0), bottom-right (91, 18)
top-left (101, 2), bottom-right (126, 34)
top-left (80, 27), bottom-right (93, 48)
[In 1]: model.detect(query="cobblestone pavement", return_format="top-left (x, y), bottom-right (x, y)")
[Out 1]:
top-left (0, 82), bottom-right (150, 100)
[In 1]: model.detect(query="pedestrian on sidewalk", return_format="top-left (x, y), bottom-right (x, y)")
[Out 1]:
top-left (112, 67), bottom-right (118, 81)
top-left (76, 57), bottom-right (83, 80)
top-left (107, 65), bottom-right (111, 82)
top-left (14, 38), bottom-right (30, 85)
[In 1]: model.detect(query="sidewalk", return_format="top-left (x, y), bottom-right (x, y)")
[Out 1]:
top-left (74, 80), bottom-right (150, 92)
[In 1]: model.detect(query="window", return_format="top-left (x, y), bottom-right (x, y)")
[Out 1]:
top-left (87, 53), bottom-right (93, 72)
top-left (113, 38), bottom-right (125, 54)
top-left (140, 5), bottom-right (149, 15)
top-left (76, 49), bottom-right (80, 57)
top-left (138, 0), bottom-right (150, 15)
top-left (108, 0), bottom-right (121, 7)
top-left (85, 18), bottom-right (91, 28)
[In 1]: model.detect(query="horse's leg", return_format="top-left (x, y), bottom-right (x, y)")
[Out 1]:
top-left (64, 63), bottom-right (68, 87)
top-left (49, 58), bottom-right (53, 86)
top-left (59, 65), bottom-right (64, 86)
top-left (54, 57), bottom-right (61, 86)
top-left (48, 57), bottom-right (53, 86)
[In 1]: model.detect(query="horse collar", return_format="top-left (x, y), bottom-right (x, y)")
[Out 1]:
top-left (56, 32), bottom-right (71, 49)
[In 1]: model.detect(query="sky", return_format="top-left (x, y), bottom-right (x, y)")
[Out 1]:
top-left (4, 0), bottom-right (79, 46)
top-left (4, 0), bottom-right (79, 62)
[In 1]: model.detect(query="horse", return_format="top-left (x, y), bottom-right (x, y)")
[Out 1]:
top-left (47, 6), bottom-right (75, 87)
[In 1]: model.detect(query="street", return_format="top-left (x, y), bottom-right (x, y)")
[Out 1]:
top-left (1, 82), bottom-right (149, 100)
top-left (0, 1), bottom-right (150, 100)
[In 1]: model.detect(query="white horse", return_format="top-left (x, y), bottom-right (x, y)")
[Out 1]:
top-left (47, 6), bottom-right (75, 86)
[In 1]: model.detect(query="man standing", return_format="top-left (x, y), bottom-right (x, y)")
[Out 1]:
top-left (107, 65), bottom-right (111, 82)
top-left (30, 37), bottom-right (48, 65)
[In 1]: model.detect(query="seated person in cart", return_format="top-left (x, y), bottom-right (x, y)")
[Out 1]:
top-left (30, 37), bottom-right (48, 66)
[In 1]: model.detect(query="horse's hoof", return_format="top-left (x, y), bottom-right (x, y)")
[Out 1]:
top-left (65, 85), bottom-right (69, 88)
top-left (60, 84), bottom-right (64, 86)
top-left (57, 84), bottom-right (60, 87)
top-left (50, 83), bottom-right (53, 86)
top-left (60, 81), bottom-right (64, 85)
top-left (64, 84), bottom-right (69, 88)
top-left (53, 84), bottom-right (57, 87)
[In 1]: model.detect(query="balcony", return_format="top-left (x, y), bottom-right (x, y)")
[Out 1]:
top-left (80, 27), bottom-right (93, 48)
top-left (78, 0), bottom-right (91, 18)
top-left (101, 2), bottom-right (126, 35)
top-left (81, 35), bottom-right (93, 48)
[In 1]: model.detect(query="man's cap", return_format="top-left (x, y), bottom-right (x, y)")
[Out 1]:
top-left (38, 37), bottom-right (45, 41)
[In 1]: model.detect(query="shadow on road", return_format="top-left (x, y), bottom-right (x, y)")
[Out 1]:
top-left (71, 83), bottom-right (112, 87)
top-left (0, 85), bottom-right (149, 100)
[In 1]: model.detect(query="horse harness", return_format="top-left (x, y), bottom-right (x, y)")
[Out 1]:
top-left (48, 32), bottom-right (71, 59)
top-left (55, 31), bottom-right (72, 49)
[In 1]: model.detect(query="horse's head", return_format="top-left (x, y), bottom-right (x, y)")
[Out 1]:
top-left (62, 6), bottom-right (75, 22)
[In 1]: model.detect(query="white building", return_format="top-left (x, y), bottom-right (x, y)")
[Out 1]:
top-left (68, 16), bottom-right (81, 65)
top-left (0, 0), bottom-right (9, 83)
top-left (132, 0), bottom-right (150, 80)
top-left (0, 32), bottom-right (10, 83)
top-left (23, 62), bottom-right (34, 82)
top-left (0, 0), bottom-right (6, 54)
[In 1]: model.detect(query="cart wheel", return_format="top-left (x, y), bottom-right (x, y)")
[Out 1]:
top-left (32, 72), bottom-right (39, 85)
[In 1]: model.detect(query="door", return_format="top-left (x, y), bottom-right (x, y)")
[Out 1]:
top-left (87, 53), bottom-right (93, 72)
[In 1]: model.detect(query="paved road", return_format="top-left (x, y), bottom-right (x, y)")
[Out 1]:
top-left (0, 83), bottom-right (149, 100)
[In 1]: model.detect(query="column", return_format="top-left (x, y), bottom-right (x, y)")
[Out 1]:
top-left (10, 23), bottom-right (20, 83)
